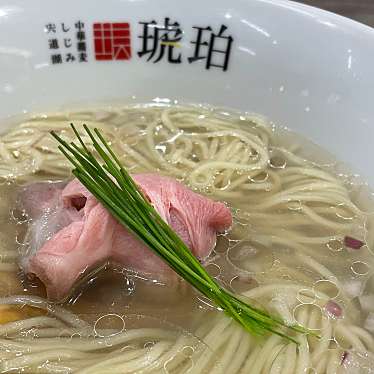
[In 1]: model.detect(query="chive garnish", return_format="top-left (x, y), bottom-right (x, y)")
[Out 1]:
top-left (51, 124), bottom-right (317, 344)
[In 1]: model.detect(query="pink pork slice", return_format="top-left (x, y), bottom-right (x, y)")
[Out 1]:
top-left (20, 174), bottom-right (232, 300)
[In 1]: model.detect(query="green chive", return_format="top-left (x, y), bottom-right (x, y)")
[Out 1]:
top-left (51, 124), bottom-right (319, 344)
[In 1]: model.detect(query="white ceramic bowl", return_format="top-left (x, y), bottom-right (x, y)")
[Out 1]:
top-left (0, 0), bottom-right (373, 182)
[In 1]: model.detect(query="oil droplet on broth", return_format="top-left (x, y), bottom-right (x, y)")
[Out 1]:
top-left (351, 261), bottom-right (370, 276)
top-left (269, 149), bottom-right (287, 169)
top-left (229, 275), bottom-right (259, 294)
top-left (182, 345), bottom-right (195, 358)
top-left (227, 240), bottom-right (274, 275)
top-left (314, 279), bottom-right (340, 299)
top-left (286, 199), bottom-right (303, 211)
top-left (205, 263), bottom-right (221, 278)
top-left (94, 313), bottom-right (126, 337)
top-left (328, 338), bottom-right (339, 350)
top-left (214, 235), bottom-right (231, 254)
top-left (249, 171), bottom-right (269, 183)
top-left (327, 238), bottom-right (344, 252)
top-left (296, 288), bottom-right (316, 304)
top-left (293, 303), bottom-right (327, 331)
top-left (334, 203), bottom-right (356, 221)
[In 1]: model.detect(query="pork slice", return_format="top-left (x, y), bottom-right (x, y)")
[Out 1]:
top-left (18, 182), bottom-right (71, 269)
top-left (110, 174), bottom-right (232, 276)
top-left (19, 181), bottom-right (66, 218)
top-left (21, 174), bottom-right (232, 300)
top-left (28, 203), bottom-right (116, 300)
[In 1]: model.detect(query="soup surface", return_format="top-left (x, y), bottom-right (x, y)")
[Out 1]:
top-left (0, 104), bottom-right (373, 373)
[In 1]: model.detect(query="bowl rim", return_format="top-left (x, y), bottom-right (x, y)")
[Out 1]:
top-left (268, 0), bottom-right (374, 34)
